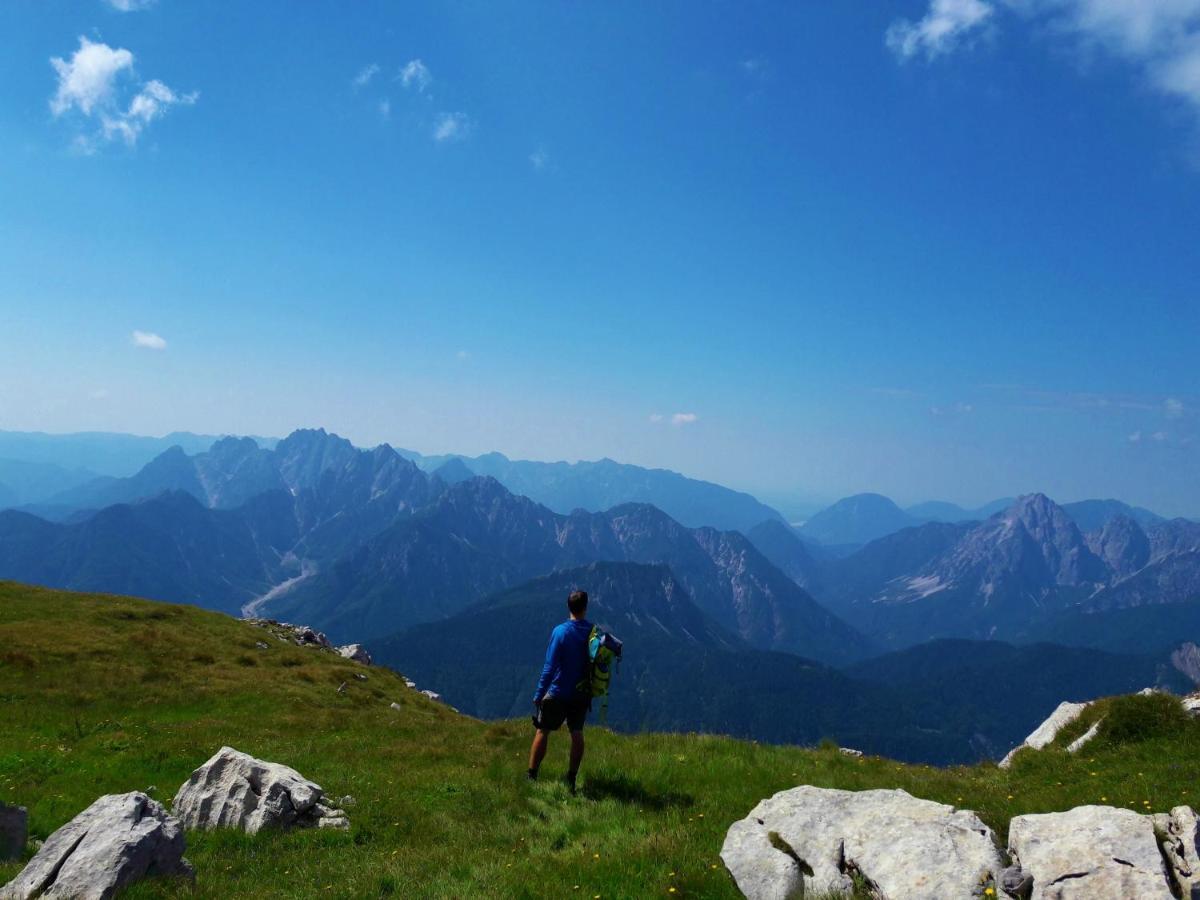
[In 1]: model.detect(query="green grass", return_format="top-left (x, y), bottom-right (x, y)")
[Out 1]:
top-left (1, 581), bottom-right (1198, 898)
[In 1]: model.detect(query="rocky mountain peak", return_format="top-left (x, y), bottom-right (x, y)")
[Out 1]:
top-left (1087, 514), bottom-right (1150, 579)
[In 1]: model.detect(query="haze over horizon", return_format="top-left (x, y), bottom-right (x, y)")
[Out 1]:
top-left (3, 2), bottom-right (1198, 515)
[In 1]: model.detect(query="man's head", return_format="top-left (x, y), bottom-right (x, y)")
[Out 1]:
top-left (567, 589), bottom-right (588, 619)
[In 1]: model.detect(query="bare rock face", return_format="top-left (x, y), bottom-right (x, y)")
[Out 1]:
top-left (0, 804), bottom-right (25, 862)
top-left (721, 786), bottom-right (1003, 900)
top-left (0, 792), bottom-right (191, 900)
top-left (1152, 806), bottom-right (1200, 899)
top-left (1008, 805), bottom-right (1173, 899)
top-left (999, 701), bottom-right (1090, 769)
top-left (336, 643), bottom-right (372, 665)
top-left (172, 747), bottom-right (348, 834)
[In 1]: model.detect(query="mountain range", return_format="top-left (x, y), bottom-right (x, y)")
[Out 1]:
top-left (2, 426), bottom-right (1200, 761)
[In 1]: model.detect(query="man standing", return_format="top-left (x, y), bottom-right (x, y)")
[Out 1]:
top-left (527, 589), bottom-right (591, 793)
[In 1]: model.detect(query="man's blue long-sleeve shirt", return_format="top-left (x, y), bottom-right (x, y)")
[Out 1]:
top-left (534, 619), bottom-right (592, 702)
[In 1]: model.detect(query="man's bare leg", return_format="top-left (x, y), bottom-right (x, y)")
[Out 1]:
top-left (527, 729), bottom-right (549, 779)
top-left (566, 731), bottom-right (585, 792)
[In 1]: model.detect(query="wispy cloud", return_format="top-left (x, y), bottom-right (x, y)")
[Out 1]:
top-left (50, 37), bottom-right (196, 150)
top-left (131, 330), bottom-right (167, 350)
top-left (1166, 397), bottom-right (1186, 418)
top-left (887, 0), bottom-right (994, 61)
top-left (930, 401), bottom-right (974, 417)
top-left (887, 1), bottom-right (1200, 115)
top-left (433, 111), bottom-right (472, 143)
top-left (104, 0), bottom-right (154, 10)
top-left (456, 349), bottom-right (470, 360)
top-left (399, 59), bottom-right (432, 93)
top-left (648, 412), bottom-right (699, 426)
top-left (377, 98), bottom-right (391, 121)
top-left (353, 63), bottom-right (380, 90)
top-left (529, 147), bottom-right (550, 170)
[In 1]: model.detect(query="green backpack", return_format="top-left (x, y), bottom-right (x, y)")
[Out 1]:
top-left (579, 626), bottom-right (623, 721)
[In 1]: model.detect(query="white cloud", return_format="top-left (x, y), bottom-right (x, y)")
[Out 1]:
top-left (377, 98), bottom-right (391, 121)
top-left (104, 0), bottom-right (154, 10)
top-left (50, 37), bottom-right (195, 149)
top-left (887, 0), bottom-right (995, 61)
top-left (741, 57), bottom-right (770, 77)
top-left (400, 59), bottom-right (432, 92)
top-left (529, 147), bottom-right (549, 170)
top-left (671, 412), bottom-right (698, 426)
top-left (51, 36), bottom-right (133, 116)
top-left (89, 388), bottom-right (110, 401)
top-left (888, 1), bottom-right (1200, 113)
top-left (1128, 430), bottom-right (1143, 442)
top-left (131, 330), bottom-right (167, 350)
top-left (433, 111), bottom-right (472, 142)
top-left (1166, 397), bottom-right (1186, 418)
top-left (353, 63), bottom-right (381, 90)
top-left (1153, 429), bottom-right (1169, 441)
top-left (648, 413), bottom-right (664, 423)
top-left (456, 349), bottom-right (470, 360)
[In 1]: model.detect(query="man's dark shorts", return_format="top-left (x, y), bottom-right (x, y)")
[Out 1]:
top-left (536, 695), bottom-right (589, 733)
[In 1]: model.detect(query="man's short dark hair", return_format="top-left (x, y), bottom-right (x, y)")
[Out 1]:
top-left (567, 590), bottom-right (588, 616)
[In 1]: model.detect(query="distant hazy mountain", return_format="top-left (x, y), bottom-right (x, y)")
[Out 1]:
top-left (0, 458), bottom-right (98, 507)
top-left (905, 498), bottom-right (1013, 522)
top-left (799, 493), bottom-right (921, 546)
top-left (745, 519), bottom-right (824, 592)
top-left (1062, 499), bottom-right (1164, 533)
top-left (400, 450), bottom-right (784, 533)
top-left (0, 429), bottom-right (275, 478)
top-left (372, 562), bottom-right (969, 763)
top-left (272, 475), bottom-right (871, 664)
top-left (814, 495), bottom-right (1200, 652)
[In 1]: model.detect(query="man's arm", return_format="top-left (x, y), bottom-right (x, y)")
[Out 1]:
top-left (533, 628), bottom-right (561, 704)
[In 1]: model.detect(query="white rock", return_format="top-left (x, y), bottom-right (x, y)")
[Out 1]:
top-left (1008, 805), bottom-right (1172, 899)
top-left (721, 786), bottom-right (1002, 900)
top-left (0, 792), bottom-right (191, 900)
top-left (172, 747), bottom-right (348, 834)
top-left (999, 701), bottom-right (1090, 769)
top-left (420, 689), bottom-right (442, 702)
top-left (337, 643), bottom-right (372, 665)
top-left (404, 679), bottom-right (416, 689)
top-left (0, 803), bottom-right (25, 861)
top-left (1153, 805), bottom-right (1200, 899)
top-left (1065, 719), bottom-right (1103, 755)
top-left (389, 702), bottom-right (402, 711)
top-left (1183, 695), bottom-right (1200, 719)
top-left (839, 747), bottom-right (864, 758)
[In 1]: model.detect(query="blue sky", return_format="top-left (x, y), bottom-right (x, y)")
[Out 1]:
top-left (1, 1), bottom-right (1198, 515)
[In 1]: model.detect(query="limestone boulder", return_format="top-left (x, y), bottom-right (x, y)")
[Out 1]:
top-left (1008, 805), bottom-right (1173, 899)
top-left (721, 786), bottom-right (1003, 899)
top-left (172, 747), bottom-right (348, 834)
top-left (0, 792), bottom-right (191, 900)
top-left (1153, 805), bottom-right (1200, 899)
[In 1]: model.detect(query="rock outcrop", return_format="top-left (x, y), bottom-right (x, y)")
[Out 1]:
top-left (0, 792), bottom-right (191, 900)
top-left (172, 747), bottom-right (348, 834)
top-left (721, 786), bottom-right (1003, 899)
top-left (1152, 805), bottom-right (1200, 899)
top-left (999, 701), bottom-right (1090, 768)
top-left (1008, 805), bottom-right (1172, 899)
top-left (0, 804), bottom-right (26, 861)
top-left (336, 643), bottom-right (372, 665)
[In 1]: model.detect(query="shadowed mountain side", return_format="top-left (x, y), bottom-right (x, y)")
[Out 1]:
top-left (845, 638), bottom-right (1196, 759)
top-left (372, 562), bottom-right (973, 764)
top-left (0, 490), bottom-right (296, 615)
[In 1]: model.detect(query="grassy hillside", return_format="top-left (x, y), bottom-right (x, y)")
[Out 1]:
top-left (1, 582), bottom-right (1199, 898)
